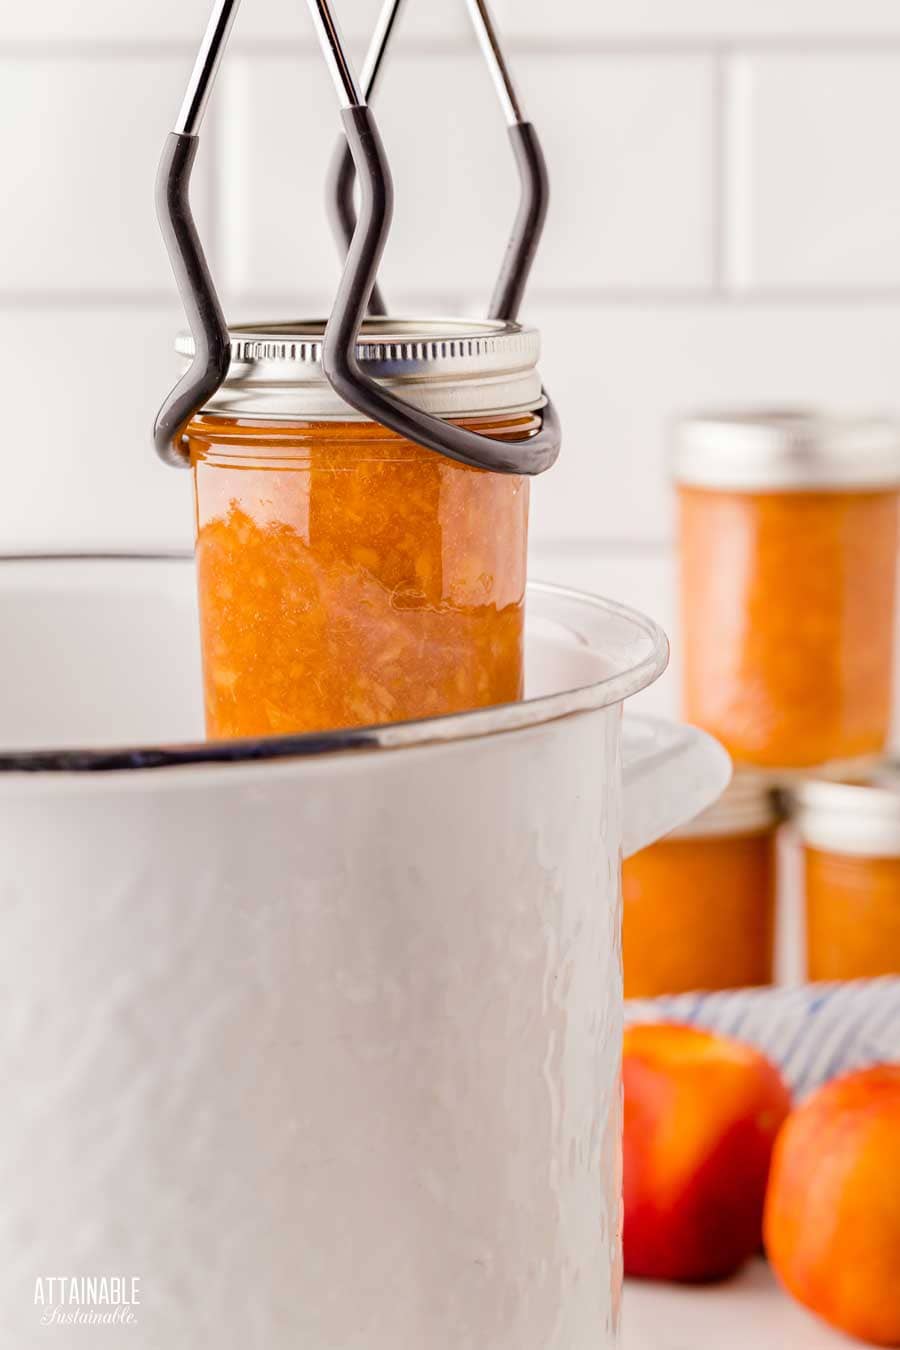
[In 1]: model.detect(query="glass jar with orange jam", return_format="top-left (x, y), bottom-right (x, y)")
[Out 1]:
top-left (622, 772), bottom-right (781, 997)
top-left (675, 411), bottom-right (900, 769)
top-left (793, 776), bottom-right (900, 980)
top-left (183, 319), bottom-right (545, 740)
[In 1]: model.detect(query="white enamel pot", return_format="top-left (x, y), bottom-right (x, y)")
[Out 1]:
top-left (0, 558), bottom-right (729, 1350)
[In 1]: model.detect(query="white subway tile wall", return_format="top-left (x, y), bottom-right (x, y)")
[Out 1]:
top-left (726, 52), bottom-right (900, 289)
top-left (2, 1), bottom-right (900, 716)
top-left (0, 55), bottom-right (211, 295)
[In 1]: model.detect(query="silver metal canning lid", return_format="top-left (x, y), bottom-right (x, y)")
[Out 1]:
top-left (671, 768), bottom-right (781, 839)
top-left (790, 774), bottom-right (900, 857)
top-left (673, 409), bottom-right (900, 491)
top-left (176, 317), bottom-right (546, 423)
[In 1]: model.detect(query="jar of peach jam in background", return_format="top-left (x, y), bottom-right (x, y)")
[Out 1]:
top-left (183, 319), bottom-right (544, 740)
top-left (675, 411), bottom-right (900, 769)
top-left (622, 773), bottom-right (781, 998)
top-left (792, 776), bottom-right (900, 981)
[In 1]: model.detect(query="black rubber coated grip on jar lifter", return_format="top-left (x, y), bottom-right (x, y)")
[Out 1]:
top-left (153, 0), bottom-right (560, 475)
top-left (153, 133), bottom-right (231, 468)
top-left (326, 120), bottom-right (547, 326)
top-left (326, 135), bottom-right (388, 317)
top-left (323, 106), bottom-right (561, 476)
top-left (326, 2), bottom-right (549, 328)
top-left (489, 121), bottom-right (549, 323)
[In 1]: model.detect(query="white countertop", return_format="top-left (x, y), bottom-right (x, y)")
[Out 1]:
top-left (623, 1260), bottom-right (849, 1350)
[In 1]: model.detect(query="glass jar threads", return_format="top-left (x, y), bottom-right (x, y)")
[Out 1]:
top-left (622, 772), bottom-right (781, 997)
top-left (184, 319), bottom-right (546, 740)
top-left (792, 776), bottom-right (900, 981)
top-left (675, 411), bottom-right (900, 769)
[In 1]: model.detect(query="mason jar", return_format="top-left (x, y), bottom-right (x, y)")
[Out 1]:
top-left (674, 411), bottom-right (900, 769)
top-left (622, 771), bottom-right (781, 997)
top-left (792, 776), bottom-right (900, 980)
top-left (182, 319), bottom-right (544, 740)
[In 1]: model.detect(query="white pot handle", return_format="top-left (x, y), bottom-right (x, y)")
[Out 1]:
top-left (622, 715), bottom-right (732, 859)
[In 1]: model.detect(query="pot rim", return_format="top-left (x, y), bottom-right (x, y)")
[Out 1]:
top-left (0, 554), bottom-right (669, 775)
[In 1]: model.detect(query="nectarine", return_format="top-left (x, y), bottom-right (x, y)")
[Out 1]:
top-left (764, 1064), bottom-right (900, 1347)
top-left (623, 1022), bottom-right (790, 1282)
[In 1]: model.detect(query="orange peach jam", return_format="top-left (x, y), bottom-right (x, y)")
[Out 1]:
top-left (623, 832), bottom-right (776, 998)
top-left (189, 414), bottom-right (533, 739)
top-left (679, 485), bottom-right (899, 769)
top-left (622, 772), bottom-right (780, 997)
top-left (804, 848), bottom-right (900, 980)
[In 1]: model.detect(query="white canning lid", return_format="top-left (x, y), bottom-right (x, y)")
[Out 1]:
top-left (671, 768), bottom-right (781, 840)
top-left (790, 773), bottom-right (900, 858)
top-left (673, 409), bottom-right (900, 492)
top-left (176, 317), bottom-right (546, 422)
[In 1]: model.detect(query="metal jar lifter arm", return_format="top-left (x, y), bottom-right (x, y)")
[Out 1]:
top-left (324, 0), bottom-right (404, 317)
top-left (467, 0), bottom-right (550, 324)
top-left (328, 0), bottom-right (548, 325)
top-left (153, 0), bottom-right (239, 467)
top-left (154, 0), bottom-right (560, 475)
top-left (313, 0), bottom-right (560, 474)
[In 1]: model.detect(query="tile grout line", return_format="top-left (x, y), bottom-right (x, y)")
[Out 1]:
top-left (474, 288), bottom-right (900, 307)
top-left (7, 35), bottom-right (900, 59)
top-left (9, 289), bottom-right (900, 311)
top-left (530, 539), bottom-right (672, 557)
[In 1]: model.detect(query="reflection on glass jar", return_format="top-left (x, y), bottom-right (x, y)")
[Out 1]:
top-left (675, 411), bottom-right (900, 769)
top-left (622, 772), bottom-right (781, 997)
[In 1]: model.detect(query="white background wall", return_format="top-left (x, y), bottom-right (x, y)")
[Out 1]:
top-left (3, 0), bottom-right (900, 715)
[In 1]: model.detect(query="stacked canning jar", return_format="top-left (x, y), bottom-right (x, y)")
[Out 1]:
top-left (676, 410), bottom-right (900, 771)
top-left (624, 410), bottom-right (900, 994)
top-left (622, 773), bottom-right (781, 997)
top-left (791, 775), bottom-right (900, 981)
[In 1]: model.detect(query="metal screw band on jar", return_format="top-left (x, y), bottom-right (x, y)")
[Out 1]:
top-left (790, 776), bottom-right (900, 857)
top-left (673, 409), bottom-right (900, 492)
top-left (176, 318), bottom-right (546, 424)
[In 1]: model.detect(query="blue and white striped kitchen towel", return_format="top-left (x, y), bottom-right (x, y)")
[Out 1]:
top-left (626, 979), bottom-right (900, 1097)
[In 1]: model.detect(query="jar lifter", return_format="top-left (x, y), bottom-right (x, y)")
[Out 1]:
top-left (154, 0), bottom-right (561, 476)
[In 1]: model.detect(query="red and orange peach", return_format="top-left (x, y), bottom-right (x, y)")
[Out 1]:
top-left (764, 1064), bottom-right (900, 1347)
top-left (623, 1022), bottom-right (791, 1282)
